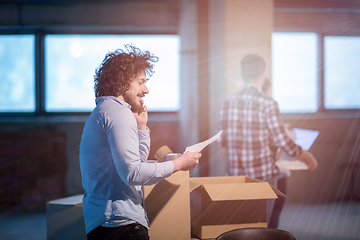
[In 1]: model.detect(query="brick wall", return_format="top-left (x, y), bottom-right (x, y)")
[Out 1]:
top-left (0, 130), bottom-right (67, 210)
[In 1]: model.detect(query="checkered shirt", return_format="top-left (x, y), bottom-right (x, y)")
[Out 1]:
top-left (217, 86), bottom-right (303, 181)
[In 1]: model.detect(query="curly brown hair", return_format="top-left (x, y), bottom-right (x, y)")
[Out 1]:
top-left (94, 44), bottom-right (159, 97)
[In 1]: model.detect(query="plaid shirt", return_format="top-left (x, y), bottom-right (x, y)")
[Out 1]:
top-left (217, 85), bottom-right (302, 180)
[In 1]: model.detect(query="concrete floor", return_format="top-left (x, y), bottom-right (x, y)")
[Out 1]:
top-left (0, 207), bottom-right (46, 240)
top-left (278, 202), bottom-right (360, 240)
top-left (0, 201), bottom-right (359, 240)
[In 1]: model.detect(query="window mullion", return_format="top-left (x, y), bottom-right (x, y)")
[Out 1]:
top-left (318, 32), bottom-right (325, 112)
top-left (35, 31), bottom-right (45, 115)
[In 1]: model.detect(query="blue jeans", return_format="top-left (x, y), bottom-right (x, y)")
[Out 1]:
top-left (87, 223), bottom-right (149, 240)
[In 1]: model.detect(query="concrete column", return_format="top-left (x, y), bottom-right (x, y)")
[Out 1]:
top-left (179, 0), bottom-right (200, 176)
top-left (179, 0), bottom-right (273, 176)
top-left (208, 0), bottom-right (274, 176)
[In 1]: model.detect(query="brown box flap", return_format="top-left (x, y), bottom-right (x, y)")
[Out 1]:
top-left (201, 182), bottom-right (278, 201)
top-left (190, 176), bottom-right (286, 198)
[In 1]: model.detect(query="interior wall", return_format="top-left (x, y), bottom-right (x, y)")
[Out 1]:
top-left (178, 0), bottom-right (200, 177)
top-left (208, 0), bottom-right (274, 177)
top-left (281, 115), bottom-right (360, 204)
top-left (274, 6), bottom-right (360, 33)
top-left (0, 121), bottom-right (84, 207)
top-left (272, 5), bottom-right (360, 204)
top-left (207, 0), bottom-right (227, 176)
top-left (0, 116), bottom-right (182, 206)
top-left (0, 0), bottom-right (180, 32)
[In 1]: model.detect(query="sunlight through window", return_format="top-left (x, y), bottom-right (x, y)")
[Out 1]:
top-left (0, 35), bottom-right (35, 112)
top-left (45, 34), bottom-right (180, 112)
top-left (271, 32), bottom-right (318, 113)
top-left (324, 36), bottom-right (360, 109)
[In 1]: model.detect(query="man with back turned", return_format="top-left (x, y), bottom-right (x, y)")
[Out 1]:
top-left (217, 54), bottom-right (318, 228)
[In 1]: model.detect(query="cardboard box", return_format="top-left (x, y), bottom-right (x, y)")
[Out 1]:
top-left (189, 176), bottom-right (285, 239)
top-left (46, 171), bottom-right (191, 240)
top-left (144, 170), bottom-right (191, 240)
top-left (46, 174), bottom-right (283, 240)
top-left (47, 194), bottom-right (86, 240)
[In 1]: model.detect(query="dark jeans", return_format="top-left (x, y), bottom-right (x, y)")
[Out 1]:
top-left (268, 176), bottom-right (287, 228)
top-left (87, 223), bottom-right (149, 240)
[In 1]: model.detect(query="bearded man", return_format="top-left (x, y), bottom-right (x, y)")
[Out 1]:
top-left (80, 45), bottom-right (201, 240)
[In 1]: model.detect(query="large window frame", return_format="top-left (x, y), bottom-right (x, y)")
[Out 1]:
top-left (273, 30), bottom-right (360, 117)
top-left (0, 30), bottom-right (180, 118)
top-left (2, 29), bottom-right (360, 119)
top-left (319, 30), bottom-right (360, 113)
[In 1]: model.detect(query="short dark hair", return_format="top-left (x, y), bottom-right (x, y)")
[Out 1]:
top-left (241, 54), bottom-right (266, 82)
top-left (94, 44), bottom-right (158, 97)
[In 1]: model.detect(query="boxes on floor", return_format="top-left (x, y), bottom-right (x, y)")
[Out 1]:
top-left (189, 176), bottom-right (285, 239)
top-left (47, 173), bottom-right (282, 240)
top-left (47, 171), bottom-right (191, 240)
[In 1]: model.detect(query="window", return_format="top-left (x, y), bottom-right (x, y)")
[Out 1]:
top-left (45, 34), bottom-right (180, 112)
top-left (324, 36), bottom-right (360, 109)
top-left (0, 35), bottom-right (35, 112)
top-left (272, 32), bottom-right (360, 113)
top-left (271, 32), bottom-right (318, 113)
top-left (1, 33), bottom-right (180, 114)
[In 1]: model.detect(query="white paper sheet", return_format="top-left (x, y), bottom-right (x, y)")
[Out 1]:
top-left (185, 130), bottom-right (223, 153)
top-left (275, 159), bottom-right (308, 170)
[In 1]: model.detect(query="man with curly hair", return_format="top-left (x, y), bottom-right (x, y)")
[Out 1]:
top-left (80, 45), bottom-right (201, 240)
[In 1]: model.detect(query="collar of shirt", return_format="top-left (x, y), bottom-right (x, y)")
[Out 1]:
top-left (95, 96), bottom-right (131, 110)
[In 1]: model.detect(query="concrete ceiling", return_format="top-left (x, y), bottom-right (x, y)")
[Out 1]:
top-left (0, 0), bottom-right (359, 9)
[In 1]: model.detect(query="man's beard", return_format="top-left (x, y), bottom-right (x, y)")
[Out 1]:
top-left (123, 92), bottom-right (144, 114)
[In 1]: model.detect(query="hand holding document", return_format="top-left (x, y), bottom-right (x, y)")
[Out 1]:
top-left (185, 130), bottom-right (223, 153)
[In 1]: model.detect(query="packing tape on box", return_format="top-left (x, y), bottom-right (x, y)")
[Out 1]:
top-left (154, 145), bottom-right (172, 162)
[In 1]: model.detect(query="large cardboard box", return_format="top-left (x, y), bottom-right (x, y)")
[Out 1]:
top-left (46, 171), bottom-right (190, 240)
top-left (47, 194), bottom-right (86, 240)
top-left (144, 170), bottom-right (191, 240)
top-left (189, 176), bottom-right (285, 239)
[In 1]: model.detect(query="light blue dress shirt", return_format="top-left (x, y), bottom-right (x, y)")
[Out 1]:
top-left (79, 96), bottom-right (174, 234)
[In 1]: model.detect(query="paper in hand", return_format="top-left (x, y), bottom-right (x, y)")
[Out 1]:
top-left (275, 159), bottom-right (308, 170)
top-left (185, 130), bottom-right (223, 153)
